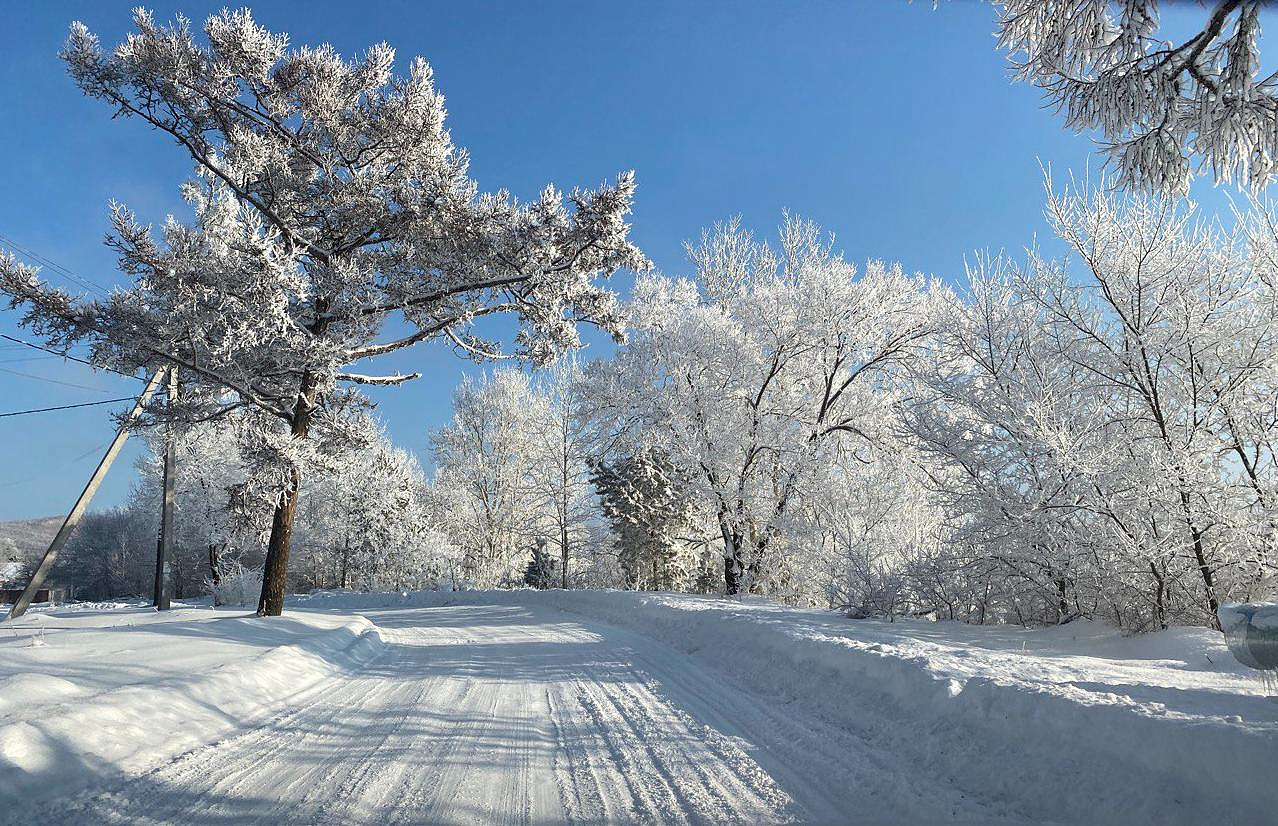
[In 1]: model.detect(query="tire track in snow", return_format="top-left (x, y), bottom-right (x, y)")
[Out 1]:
top-left (617, 630), bottom-right (1024, 824)
top-left (30, 599), bottom-right (1008, 825)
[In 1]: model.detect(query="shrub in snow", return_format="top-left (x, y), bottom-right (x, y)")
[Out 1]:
top-left (524, 541), bottom-right (557, 590)
top-left (208, 562), bottom-right (263, 608)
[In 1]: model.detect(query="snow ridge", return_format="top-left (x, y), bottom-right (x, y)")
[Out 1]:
top-left (0, 608), bottom-right (386, 818)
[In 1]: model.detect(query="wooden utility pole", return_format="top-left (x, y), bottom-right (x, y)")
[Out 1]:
top-left (6, 369), bottom-right (168, 621)
top-left (152, 368), bottom-right (178, 610)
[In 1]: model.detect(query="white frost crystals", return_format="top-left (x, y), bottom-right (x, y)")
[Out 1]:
top-left (997, 0), bottom-right (1278, 193)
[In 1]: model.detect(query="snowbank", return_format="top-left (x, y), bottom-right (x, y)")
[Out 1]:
top-left (298, 588), bottom-right (1278, 825)
top-left (0, 601), bottom-right (385, 816)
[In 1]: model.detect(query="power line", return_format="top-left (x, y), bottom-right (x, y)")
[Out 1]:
top-left (0, 396), bottom-right (139, 419)
top-left (0, 231), bottom-right (112, 298)
top-left (0, 439), bottom-right (114, 488)
top-left (0, 365), bottom-right (121, 392)
top-left (0, 333), bottom-right (147, 383)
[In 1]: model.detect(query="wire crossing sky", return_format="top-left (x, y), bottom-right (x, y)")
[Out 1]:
top-left (0, 0), bottom-right (1252, 520)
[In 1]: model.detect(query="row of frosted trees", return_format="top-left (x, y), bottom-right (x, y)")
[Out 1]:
top-left (36, 179), bottom-right (1278, 631)
top-left (429, 184), bottom-right (1278, 632)
top-left (49, 416), bottom-right (459, 604)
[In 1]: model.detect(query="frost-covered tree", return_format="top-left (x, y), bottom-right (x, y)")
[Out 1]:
top-left (54, 507), bottom-right (156, 600)
top-left (0, 538), bottom-right (19, 580)
top-left (1037, 182), bottom-right (1278, 626)
top-left (911, 180), bottom-right (1278, 629)
top-left (135, 415), bottom-right (268, 601)
top-left (997, 0), bottom-right (1278, 193)
top-left (530, 356), bottom-right (598, 588)
top-left (590, 449), bottom-right (709, 591)
top-left (908, 267), bottom-right (1108, 625)
top-left (523, 539), bottom-right (557, 589)
top-left (431, 370), bottom-right (553, 587)
top-left (298, 425), bottom-right (448, 592)
top-left (0, 9), bottom-right (645, 615)
top-left (600, 217), bottom-right (939, 594)
top-left (805, 438), bottom-right (948, 616)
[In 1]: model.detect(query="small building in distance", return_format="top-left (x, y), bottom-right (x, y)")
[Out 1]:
top-left (0, 549), bottom-right (67, 605)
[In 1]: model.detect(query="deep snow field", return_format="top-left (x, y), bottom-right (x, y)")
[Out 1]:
top-left (2, 590), bottom-right (1275, 825)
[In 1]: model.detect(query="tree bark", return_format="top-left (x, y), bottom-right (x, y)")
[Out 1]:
top-left (1149, 559), bottom-right (1167, 631)
top-left (1189, 524), bottom-right (1221, 630)
top-left (724, 553), bottom-right (742, 596)
top-left (257, 377), bottom-right (314, 617)
top-left (258, 463), bottom-right (301, 616)
top-left (1178, 488), bottom-right (1221, 630)
top-left (209, 543), bottom-right (222, 585)
top-left (717, 509), bottom-right (745, 596)
top-left (208, 542), bottom-right (222, 605)
top-left (340, 534), bottom-right (350, 589)
top-left (560, 522), bottom-right (569, 590)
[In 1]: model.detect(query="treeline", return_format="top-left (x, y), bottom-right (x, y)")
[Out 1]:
top-left (50, 419), bottom-right (457, 604)
top-left (45, 184), bottom-right (1278, 630)
top-left (6, 8), bottom-right (1275, 628)
top-left (430, 186), bottom-right (1278, 631)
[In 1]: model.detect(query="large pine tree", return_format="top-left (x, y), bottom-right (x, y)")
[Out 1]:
top-left (0, 8), bottom-right (645, 615)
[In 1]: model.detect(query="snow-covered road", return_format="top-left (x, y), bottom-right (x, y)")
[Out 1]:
top-left (27, 601), bottom-right (1011, 825)
top-left (9, 592), bottom-right (1277, 825)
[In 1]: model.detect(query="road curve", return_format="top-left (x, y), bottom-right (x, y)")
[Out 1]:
top-left (36, 601), bottom-right (1015, 825)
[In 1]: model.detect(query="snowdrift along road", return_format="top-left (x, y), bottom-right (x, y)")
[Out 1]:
top-left (2, 591), bottom-right (1275, 825)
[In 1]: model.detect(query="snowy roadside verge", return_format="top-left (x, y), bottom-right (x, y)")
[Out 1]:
top-left (299, 588), bottom-right (1278, 825)
top-left (535, 591), bottom-right (1278, 826)
top-left (540, 592), bottom-right (1278, 825)
top-left (0, 603), bottom-right (386, 816)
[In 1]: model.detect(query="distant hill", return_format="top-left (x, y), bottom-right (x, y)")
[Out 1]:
top-left (0, 515), bottom-right (63, 558)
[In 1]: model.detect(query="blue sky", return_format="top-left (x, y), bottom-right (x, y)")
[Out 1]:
top-left (0, 0), bottom-right (1251, 520)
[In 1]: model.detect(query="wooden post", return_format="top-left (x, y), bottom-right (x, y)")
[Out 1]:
top-left (6, 369), bottom-right (168, 621)
top-left (153, 368), bottom-right (178, 610)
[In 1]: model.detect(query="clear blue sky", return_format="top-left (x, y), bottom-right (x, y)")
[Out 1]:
top-left (0, 0), bottom-right (1249, 520)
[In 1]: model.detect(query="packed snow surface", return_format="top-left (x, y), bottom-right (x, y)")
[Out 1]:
top-left (2, 591), bottom-right (1275, 825)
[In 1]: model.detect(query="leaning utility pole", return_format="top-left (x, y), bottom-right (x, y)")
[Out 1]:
top-left (152, 367), bottom-right (178, 610)
top-left (5, 369), bottom-right (168, 621)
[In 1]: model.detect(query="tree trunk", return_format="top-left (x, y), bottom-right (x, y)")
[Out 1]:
top-left (1149, 559), bottom-right (1167, 630)
top-left (560, 428), bottom-right (570, 589)
top-left (257, 380), bottom-right (314, 617)
top-left (724, 553), bottom-right (741, 596)
top-left (560, 523), bottom-right (569, 590)
top-left (1190, 525), bottom-right (1221, 630)
top-left (258, 463), bottom-right (301, 616)
top-left (1179, 489), bottom-right (1221, 630)
top-left (722, 531), bottom-right (744, 596)
top-left (746, 555), bottom-right (764, 595)
top-left (718, 511), bottom-right (744, 596)
top-left (208, 544), bottom-right (221, 586)
top-left (209, 542), bottom-right (222, 606)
